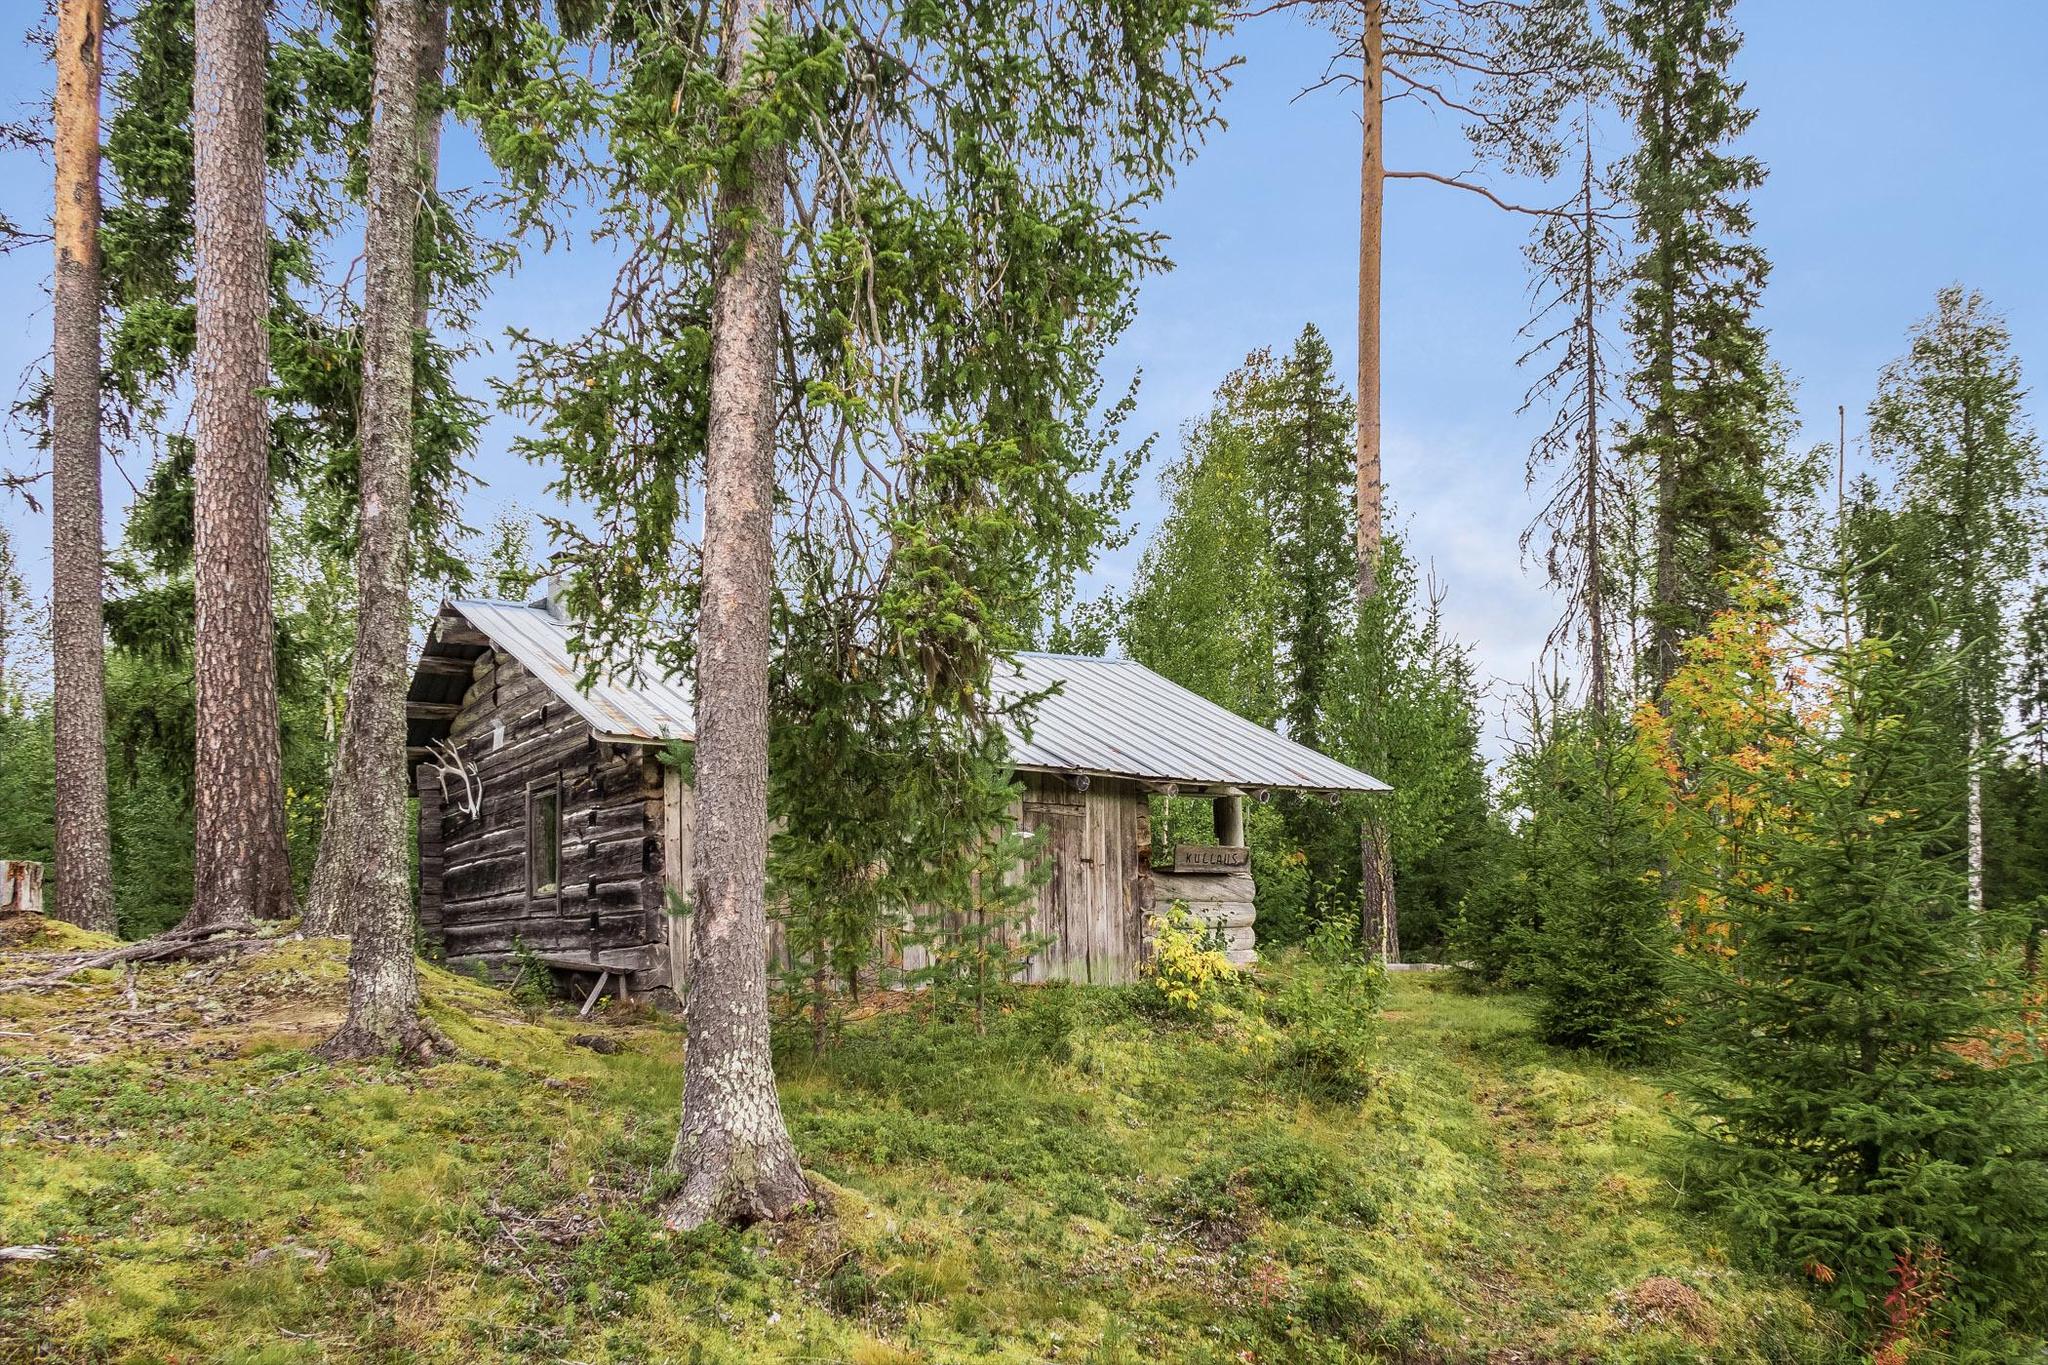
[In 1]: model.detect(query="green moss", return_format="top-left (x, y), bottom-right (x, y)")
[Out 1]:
top-left (0, 944), bottom-right (1857, 1363)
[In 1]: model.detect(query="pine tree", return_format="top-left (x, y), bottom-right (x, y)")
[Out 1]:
top-left (1612, 0), bottom-right (1782, 688)
top-left (1307, 0), bottom-right (1597, 952)
top-left (49, 0), bottom-right (117, 934)
top-left (1673, 609), bottom-right (2048, 1342)
top-left (186, 0), bottom-right (294, 928)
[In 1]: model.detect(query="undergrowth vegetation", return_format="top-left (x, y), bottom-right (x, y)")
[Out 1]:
top-left (2, 922), bottom-right (1853, 1363)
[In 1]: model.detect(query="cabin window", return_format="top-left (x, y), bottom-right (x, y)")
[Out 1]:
top-left (528, 780), bottom-right (561, 899)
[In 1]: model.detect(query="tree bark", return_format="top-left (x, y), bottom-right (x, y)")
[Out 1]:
top-left (660, 0), bottom-right (809, 1231)
top-left (301, 0), bottom-right (448, 939)
top-left (1579, 135), bottom-right (1608, 720)
top-left (185, 0), bottom-right (293, 930)
top-left (1353, 3), bottom-right (1397, 962)
top-left (1648, 69), bottom-right (1681, 691)
top-left (315, 0), bottom-right (446, 1062)
top-left (51, 0), bottom-right (116, 936)
top-left (1354, 0), bottom-right (1384, 609)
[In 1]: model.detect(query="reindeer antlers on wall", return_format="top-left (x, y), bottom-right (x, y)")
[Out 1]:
top-left (428, 738), bottom-right (482, 820)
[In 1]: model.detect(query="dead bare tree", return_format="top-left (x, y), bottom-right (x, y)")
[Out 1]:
top-left (1519, 93), bottom-right (1628, 718)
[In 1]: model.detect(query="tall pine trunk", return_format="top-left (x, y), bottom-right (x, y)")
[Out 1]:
top-left (51, 0), bottom-right (116, 935)
top-left (186, 0), bottom-right (293, 930)
top-left (1352, 2), bottom-right (1397, 962)
top-left (1354, 1), bottom-right (1383, 603)
top-left (302, 0), bottom-right (448, 938)
top-left (661, 0), bottom-right (809, 1230)
top-left (316, 0), bottom-right (442, 1061)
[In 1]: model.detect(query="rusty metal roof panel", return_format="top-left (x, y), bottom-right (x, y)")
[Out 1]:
top-left (995, 653), bottom-right (1389, 793)
top-left (444, 599), bottom-right (695, 743)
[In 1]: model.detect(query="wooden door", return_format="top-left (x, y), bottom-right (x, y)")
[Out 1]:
top-left (1020, 792), bottom-right (1090, 983)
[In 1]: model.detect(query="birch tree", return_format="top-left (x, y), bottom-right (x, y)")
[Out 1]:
top-left (1869, 287), bottom-right (2045, 915)
top-left (51, 0), bottom-right (116, 932)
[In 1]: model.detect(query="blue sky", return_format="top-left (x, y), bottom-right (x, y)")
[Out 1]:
top-left (2, 2), bottom-right (2043, 748)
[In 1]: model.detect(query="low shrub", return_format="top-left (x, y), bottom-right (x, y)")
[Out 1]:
top-left (1158, 1127), bottom-right (1370, 1247)
top-left (1261, 919), bottom-right (1386, 1101)
top-left (1142, 902), bottom-right (1241, 1021)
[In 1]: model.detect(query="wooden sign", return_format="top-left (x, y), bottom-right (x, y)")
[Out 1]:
top-left (1173, 844), bottom-right (1248, 874)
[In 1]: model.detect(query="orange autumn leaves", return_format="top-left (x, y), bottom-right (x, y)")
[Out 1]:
top-left (1633, 566), bottom-right (1880, 960)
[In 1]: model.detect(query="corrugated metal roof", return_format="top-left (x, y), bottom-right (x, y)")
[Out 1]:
top-left (426, 603), bottom-right (1384, 793)
top-left (993, 653), bottom-right (1388, 793)
top-left (444, 599), bottom-right (696, 743)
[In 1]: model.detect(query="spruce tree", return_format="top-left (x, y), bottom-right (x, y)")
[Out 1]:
top-left (1612, 0), bottom-right (1782, 687)
top-left (1674, 616), bottom-right (2048, 1342)
top-left (1518, 709), bottom-right (1671, 1056)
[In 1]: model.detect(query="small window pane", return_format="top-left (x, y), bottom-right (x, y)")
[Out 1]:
top-left (531, 786), bottom-right (560, 897)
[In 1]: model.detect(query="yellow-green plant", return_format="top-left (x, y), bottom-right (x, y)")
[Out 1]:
top-left (1144, 902), bottom-right (1239, 1021)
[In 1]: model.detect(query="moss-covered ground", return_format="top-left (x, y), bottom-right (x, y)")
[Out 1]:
top-left (0, 913), bottom-right (1851, 1363)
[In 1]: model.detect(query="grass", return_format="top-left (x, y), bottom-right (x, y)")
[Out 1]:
top-left (0, 914), bottom-right (1853, 1364)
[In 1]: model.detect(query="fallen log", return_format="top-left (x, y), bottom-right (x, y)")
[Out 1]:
top-left (0, 921), bottom-right (272, 992)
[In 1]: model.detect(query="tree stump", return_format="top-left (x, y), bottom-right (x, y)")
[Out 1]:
top-left (1, 862), bottom-right (45, 916)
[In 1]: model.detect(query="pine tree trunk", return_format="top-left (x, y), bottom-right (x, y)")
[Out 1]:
top-left (1352, 2), bottom-right (1397, 962)
top-left (186, 0), bottom-right (293, 931)
top-left (1354, 1), bottom-right (1384, 608)
top-left (315, 0), bottom-right (444, 1062)
top-left (661, 0), bottom-right (809, 1231)
top-left (301, 0), bottom-right (447, 939)
top-left (51, 0), bottom-right (116, 936)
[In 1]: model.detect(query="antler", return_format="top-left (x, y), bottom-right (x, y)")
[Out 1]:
top-left (427, 738), bottom-right (483, 820)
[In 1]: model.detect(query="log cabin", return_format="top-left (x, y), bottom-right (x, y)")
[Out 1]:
top-left (404, 589), bottom-right (1388, 1005)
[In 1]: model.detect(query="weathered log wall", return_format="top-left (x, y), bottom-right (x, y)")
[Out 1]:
top-left (797, 773), bottom-right (1248, 990)
top-left (1148, 868), bottom-right (1258, 967)
top-left (420, 650), bottom-right (665, 984)
top-left (421, 655), bottom-right (1259, 997)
